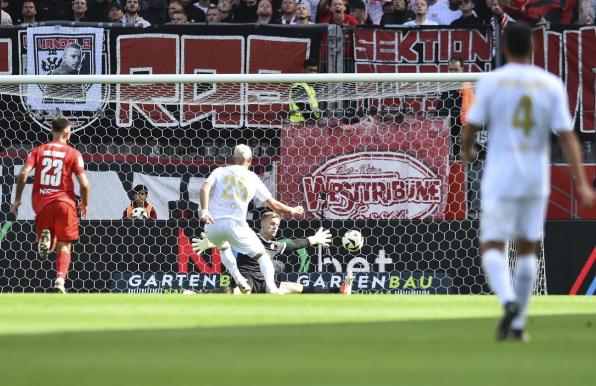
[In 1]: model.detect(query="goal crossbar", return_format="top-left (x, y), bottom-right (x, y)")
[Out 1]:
top-left (0, 72), bottom-right (484, 85)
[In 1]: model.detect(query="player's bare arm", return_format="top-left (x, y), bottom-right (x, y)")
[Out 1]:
top-left (76, 172), bottom-right (91, 219)
top-left (462, 123), bottom-right (480, 162)
top-left (199, 181), bottom-right (215, 223)
top-left (558, 131), bottom-right (596, 208)
top-left (264, 197), bottom-right (304, 216)
top-left (10, 164), bottom-right (34, 214)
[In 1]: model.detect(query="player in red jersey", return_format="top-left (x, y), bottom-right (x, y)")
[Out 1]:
top-left (11, 117), bottom-right (90, 293)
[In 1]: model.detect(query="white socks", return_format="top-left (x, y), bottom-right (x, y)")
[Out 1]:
top-left (511, 255), bottom-right (537, 330)
top-left (257, 253), bottom-right (279, 293)
top-left (219, 247), bottom-right (248, 287)
top-left (482, 248), bottom-right (516, 305)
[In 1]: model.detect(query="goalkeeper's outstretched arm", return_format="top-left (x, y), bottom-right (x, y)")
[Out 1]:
top-left (280, 228), bottom-right (332, 253)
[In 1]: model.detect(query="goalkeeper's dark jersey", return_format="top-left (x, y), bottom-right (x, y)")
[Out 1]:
top-left (236, 234), bottom-right (310, 281)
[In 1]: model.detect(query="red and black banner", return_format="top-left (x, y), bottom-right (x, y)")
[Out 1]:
top-left (353, 25), bottom-right (596, 139)
top-left (0, 24), bottom-right (326, 144)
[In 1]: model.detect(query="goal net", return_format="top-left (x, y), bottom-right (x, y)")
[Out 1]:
top-left (0, 73), bottom-right (546, 294)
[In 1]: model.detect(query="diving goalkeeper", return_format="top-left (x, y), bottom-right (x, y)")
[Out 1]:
top-left (192, 211), bottom-right (354, 295)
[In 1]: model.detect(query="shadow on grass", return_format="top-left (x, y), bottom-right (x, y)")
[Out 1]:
top-left (0, 314), bottom-right (594, 386)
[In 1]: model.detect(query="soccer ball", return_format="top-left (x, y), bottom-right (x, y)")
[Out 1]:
top-left (342, 230), bottom-right (363, 253)
top-left (131, 207), bottom-right (149, 219)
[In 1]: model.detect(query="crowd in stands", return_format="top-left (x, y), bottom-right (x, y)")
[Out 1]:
top-left (0, 0), bottom-right (594, 27)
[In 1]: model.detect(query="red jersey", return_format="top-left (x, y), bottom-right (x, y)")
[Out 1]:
top-left (320, 12), bottom-right (360, 26)
top-left (25, 142), bottom-right (85, 215)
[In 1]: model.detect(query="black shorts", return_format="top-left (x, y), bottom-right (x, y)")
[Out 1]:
top-left (232, 270), bottom-right (267, 294)
top-left (245, 274), bottom-right (267, 294)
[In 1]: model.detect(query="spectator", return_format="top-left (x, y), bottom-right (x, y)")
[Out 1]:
top-left (364, 0), bottom-right (386, 24)
top-left (170, 9), bottom-right (189, 22)
top-left (316, 0), bottom-right (330, 22)
top-left (141, 0), bottom-right (168, 25)
top-left (122, 0), bottom-right (152, 26)
top-left (235, 0), bottom-right (258, 22)
top-left (1, 8), bottom-right (11, 24)
top-left (87, 0), bottom-right (111, 22)
top-left (70, 0), bottom-right (90, 22)
top-left (381, 0), bottom-right (393, 19)
top-left (579, 0), bottom-right (594, 24)
top-left (351, 0), bottom-right (373, 24)
top-left (1, 0), bottom-right (13, 24)
top-left (122, 184), bottom-right (158, 220)
top-left (451, 0), bottom-right (484, 27)
top-left (299, 0), bottom-right (317, 21)
top-left (108, 3), bottom-right (124, 22)
top-left (256, 0), bottom-right (279, 24)
top-left (404, 0), bottom-right (439, 25)
top-left (167, 0), bottom-right (185, 21)
top-left (37, 0), bottom-right (71, 21)
top-left (17, 0), bottom-right (37, 25)
top-left (380, 0), bottom-right (415, 25)
top-left (289, 59), bottom-right (322, 124)
top-left (295, 0), bottom-right (313, 23)
top-left (488, 0), bottom-right (514, 27)
top-left (218, 0), bottom-right (235, 21)
top-left (427, 0), bottom-right (461, 24)
top-left (454, 0), bottom-right (490, 21)
top-left (322, 0), bottom-right (359, 25)
top-left (178, 0), bottom-right (205, 21)
top-left (206, 3), bottom-right (222, 21)
top-left (487, 0), bottom-right (514, 63)
top-left (280, 0), bottom-right (297, 24)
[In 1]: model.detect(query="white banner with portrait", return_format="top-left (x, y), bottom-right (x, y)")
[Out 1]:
top-left (26, 26), bottom-right (103, 111)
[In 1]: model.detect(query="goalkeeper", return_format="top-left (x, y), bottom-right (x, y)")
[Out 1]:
top-left (192, 211), bottom-right (354, 295)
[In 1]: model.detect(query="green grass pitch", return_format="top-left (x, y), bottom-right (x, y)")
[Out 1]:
top-left (0, 295), bottom-right (594, 386)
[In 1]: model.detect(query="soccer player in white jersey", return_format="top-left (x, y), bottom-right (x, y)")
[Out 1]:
top-left (463, 23), bottom-right (595, 341)
top-left (199, 144), bottom-right (304, 294)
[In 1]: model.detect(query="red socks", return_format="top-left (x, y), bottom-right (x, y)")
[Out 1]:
top-left (56, 250), bottom-right (72, 280)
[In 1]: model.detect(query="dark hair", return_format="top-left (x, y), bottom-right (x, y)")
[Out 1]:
top-left (350, 0), bottom-right (365, 11)
top-left (303, 58), bottom-right (318, 69)
top-left (133, 184), bottom-right (148, 194)
top-left (503, 22), bottom-right (533, 58)
top-left (51, 116), bottom-right (71, 132)
top-left (449, 55), bottom-right (465, 67)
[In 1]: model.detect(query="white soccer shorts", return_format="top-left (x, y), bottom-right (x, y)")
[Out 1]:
top-left (479, 197), bottom-right (548, 243)
top-left (205, 218), bottom-right (266, 258)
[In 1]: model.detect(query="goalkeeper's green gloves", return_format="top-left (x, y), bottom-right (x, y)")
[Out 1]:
top-left (192, 233), bottom-right (215, 254)
top-left (307, 227), bottom-right (332, 247)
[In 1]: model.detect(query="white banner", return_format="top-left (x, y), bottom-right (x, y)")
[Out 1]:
top-left (10, 165), bottom-right (278, 220)
top-left (26, 26), bottom-right (103, 112)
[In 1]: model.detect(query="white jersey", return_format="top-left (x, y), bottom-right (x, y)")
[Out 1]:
top-left (427, 0), bottom-right (461, 25)
top-left (206, 165), bottom-right (272, 220)
top-left (467, 63), bottom-right (573, 200)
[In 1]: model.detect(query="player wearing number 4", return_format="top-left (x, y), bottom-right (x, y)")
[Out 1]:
top-left (463, 23), bottom-right (595, 342)
top-left (11, 117), bottom-right (91, 294)
top-left (199, 144), bottom-right (304, 295)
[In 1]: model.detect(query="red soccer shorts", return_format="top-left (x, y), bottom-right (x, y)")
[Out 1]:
top-left (36, 201), bottom-right (79, 242)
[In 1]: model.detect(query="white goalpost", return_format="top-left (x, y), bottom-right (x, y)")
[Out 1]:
top-left (0, 72), bottom-right (546, 294)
